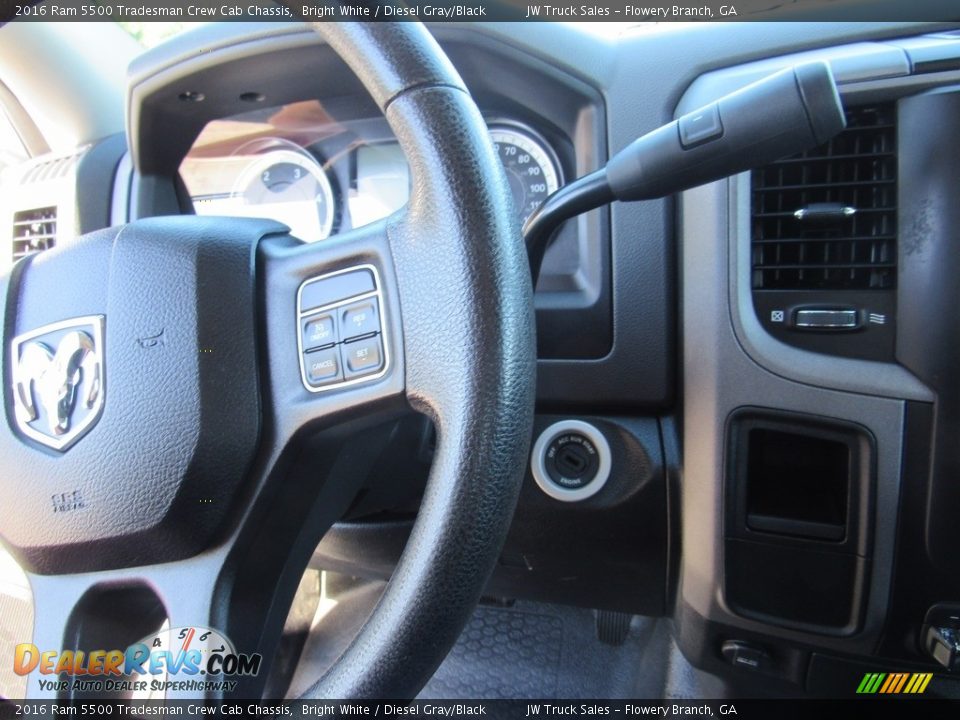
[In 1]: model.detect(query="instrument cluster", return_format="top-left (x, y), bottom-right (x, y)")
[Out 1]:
top-left (180, 100), bottom-right (564, 243)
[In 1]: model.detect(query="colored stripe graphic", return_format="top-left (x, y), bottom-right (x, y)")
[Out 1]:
top-left (856, 673), bottom-right (885, 694)
top-left (181, 627), bottom-right (195, 653)
top-left (878, 674), bottom-right (895, 693)
top-left (892, 673), bottom-right (909, 693)
top-left (911, 673), bottom-right (933, 694)
top-left (857, 672), bottom-right (932, 694)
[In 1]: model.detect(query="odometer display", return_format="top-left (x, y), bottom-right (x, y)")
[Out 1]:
top-left (489, 124), bottom-right (562, 228)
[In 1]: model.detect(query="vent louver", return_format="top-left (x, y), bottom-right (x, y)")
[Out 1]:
top-left (12, 207), bottom-right (57, 261)
top-left (21, 152), bottom-right (81, 184)
top-left (751, 104), bottom-right (897, 291)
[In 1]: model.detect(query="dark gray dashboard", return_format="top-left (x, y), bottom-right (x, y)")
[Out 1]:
top-left (122, 21), bottom-right (957, 411)
top-left (13, 18), bottom-right (960, 697)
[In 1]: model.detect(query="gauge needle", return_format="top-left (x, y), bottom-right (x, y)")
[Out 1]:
top-left (181, 627), bottom-right (195, 653)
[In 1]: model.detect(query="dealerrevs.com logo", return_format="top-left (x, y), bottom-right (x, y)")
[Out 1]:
top-left (13, 626), bottom-right (261, 694)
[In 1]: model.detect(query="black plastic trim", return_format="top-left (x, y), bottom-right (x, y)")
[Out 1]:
top-left (724, 408), bottom-right (876, 636)
top-left (895, 87), bottom-right (960, 579)
top-left (313, 414), bottom-right (668, 616)
top-left (74, 133), bottom-right (127, 235)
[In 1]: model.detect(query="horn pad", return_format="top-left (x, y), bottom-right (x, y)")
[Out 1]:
top-left (0, 217), bottom-right (281, 574)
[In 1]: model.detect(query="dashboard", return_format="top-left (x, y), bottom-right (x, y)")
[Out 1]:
top-left (125, 25), bottom-right (614, 368)
top-left (4, 19), bottom-right (960, 700)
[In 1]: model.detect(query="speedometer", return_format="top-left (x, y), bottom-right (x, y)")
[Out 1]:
top-left (488, 124), bottom-right (562, 228)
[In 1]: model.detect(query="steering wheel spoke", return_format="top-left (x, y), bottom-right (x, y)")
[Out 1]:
top-left (18, 417), bottom-right (384, 702)
top-left (258, 217), bottom-right (408, 446)
top-left (23, 557), bottom-right (224, 700)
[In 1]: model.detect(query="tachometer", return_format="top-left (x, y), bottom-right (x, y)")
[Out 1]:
top-left (488, 123), bottom-right (562, 228)
top-left (233, 147), bottom-right (336, 242)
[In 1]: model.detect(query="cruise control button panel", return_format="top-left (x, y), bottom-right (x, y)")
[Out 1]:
top-left (297, 265), bottom-right (389, 391)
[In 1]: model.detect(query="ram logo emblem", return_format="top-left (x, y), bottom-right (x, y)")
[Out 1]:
top-left (11, 316), bottom-right (105, 452)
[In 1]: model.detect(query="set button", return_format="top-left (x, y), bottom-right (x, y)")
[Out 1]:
top-left (343, 336), bottom-right (384, 376)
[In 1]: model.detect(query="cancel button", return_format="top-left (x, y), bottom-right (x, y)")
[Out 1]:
top-left (304, 347), bottom-right (341, 387)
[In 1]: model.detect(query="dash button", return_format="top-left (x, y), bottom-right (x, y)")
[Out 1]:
top-left (343, 336), bottom-right (383, 377)
top-left (341, 301), bottom-right (380, 341)
top-left (302, 315), bottom-right (336, 350)
top-left (304, 347), bottom-right (341, 386)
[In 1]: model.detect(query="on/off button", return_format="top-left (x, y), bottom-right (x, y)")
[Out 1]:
top-left (678, 102), bottom-right (723, 149)
top-left (302, 314), bottom-right (336, 350)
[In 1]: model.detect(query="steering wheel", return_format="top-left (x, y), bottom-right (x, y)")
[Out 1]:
top-left (0, 22), bottom-right (535, 700)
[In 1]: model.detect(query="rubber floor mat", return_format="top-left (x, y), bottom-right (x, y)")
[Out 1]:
top-left (417, 601), bottom-right (708, 700)
top-left (423, 606), bottom-right (565, 698)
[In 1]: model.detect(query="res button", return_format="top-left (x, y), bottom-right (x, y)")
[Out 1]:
top-left (341, 301), bottom-right (380, 341)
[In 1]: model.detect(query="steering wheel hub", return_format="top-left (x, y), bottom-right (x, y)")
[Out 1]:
top-left (0, 218), bottom-right (275, 574)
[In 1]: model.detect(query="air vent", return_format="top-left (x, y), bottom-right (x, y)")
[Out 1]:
top-left (12, 207), bottom-right (57, 261)
top-left (21, 150), bottom-right (83, 185)
top-left (751, 104), bottom-right (897, 291)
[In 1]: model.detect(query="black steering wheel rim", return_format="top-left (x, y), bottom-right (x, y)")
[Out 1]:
top-left (298, 21), bottom-right (537, 697)
top-left (0, 21), bottom-right (535, 701)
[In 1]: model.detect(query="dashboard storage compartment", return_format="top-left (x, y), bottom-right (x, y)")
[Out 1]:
top-left (744, 427), bottom-right (849, 541)
top-left (724, 409), bottom-right (875, 635)
top-left (725, 539), bottom-right (869, 634)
